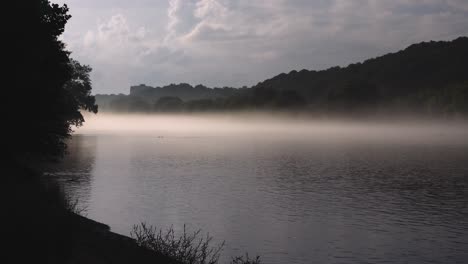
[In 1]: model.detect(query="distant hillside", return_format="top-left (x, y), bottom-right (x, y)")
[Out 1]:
top-left (253, 36), bottom-right (468, 114)
top-left (96, 83), bottom-right (242, 111)
top-left (96, 37), bottom-right (468, 116)
top-left (129, 83), bottom-right (240, 100)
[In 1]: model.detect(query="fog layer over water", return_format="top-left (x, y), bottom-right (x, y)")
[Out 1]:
top-left (78, 113), bottom-right (468, 144)
top-left (51, 113), bottom-right (468, 264)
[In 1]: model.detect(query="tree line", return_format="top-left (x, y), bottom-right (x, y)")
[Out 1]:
top-left (97, 37), bottom-right (468, 117)
top-left (5, 0), bottom-right (97, 161)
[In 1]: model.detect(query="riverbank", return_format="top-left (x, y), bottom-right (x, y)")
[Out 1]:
top-left (65, 213), bottom-right (179, 264)
top-left (2, 162), bottom-right (178, 264)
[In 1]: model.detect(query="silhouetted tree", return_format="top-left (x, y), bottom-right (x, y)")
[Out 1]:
top-left (185, 99), bottom-right (216, 111)
top-left (252, 86), bottom-right (278, 107)
top-left (328, 79), bottom-right (380, 112)
top-left (275, 90), bottom-right (307, 108)
top-left (4, 0), bottom-right (97, 161)
top-left (109, 96), bottom-right (150, 112)
top-left (65, 59), bottom-right (98, 114)
top-left (154, 96), bottom-right (184, 112)
top-left (97, 37), bottom-right (468, 116)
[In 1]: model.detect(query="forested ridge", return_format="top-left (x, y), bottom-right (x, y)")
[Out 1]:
top-left (97, 37), bottom-right (468, 116)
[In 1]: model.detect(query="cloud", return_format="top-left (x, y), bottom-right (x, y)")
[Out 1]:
top-left (166, 0), bottom-right (199, 41)
top-left (62, 0), bottom-right (468, 93)
top-left (67, 11), bottom-right (190, 93)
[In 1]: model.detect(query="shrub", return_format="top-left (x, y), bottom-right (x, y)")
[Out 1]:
top-left (231, 254), bottom-right (261, 264)
top-left (131, 223), bottom-right (224, 264)
top-left (131, 223), bottom-right (261, 264)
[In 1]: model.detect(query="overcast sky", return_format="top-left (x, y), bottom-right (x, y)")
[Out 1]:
top-left (57, 0), bottom-right (468, 94)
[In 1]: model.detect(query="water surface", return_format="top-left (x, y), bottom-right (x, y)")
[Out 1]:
top-left (48, 114), bottom-right (468, 264)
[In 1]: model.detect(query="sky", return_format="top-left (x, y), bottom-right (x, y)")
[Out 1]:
top-left (57, 0), bottom-right (468, 94)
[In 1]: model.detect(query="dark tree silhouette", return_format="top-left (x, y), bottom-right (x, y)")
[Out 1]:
top-left (4, 0), bottom-right (97, 161)
top-left (327, 79), bottom-right (380, 112)
top-left (65, 59), bottom-right (98, 115)
top-left (154, 96), bottom-right (184, 111)
top-left (109, 96), bottom-right (151, 112)
top-left (3, 2), bottom-right (99, 264)
top-left (96, 37), bottom-right (468, 115)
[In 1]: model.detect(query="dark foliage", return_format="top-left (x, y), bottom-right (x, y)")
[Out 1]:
top-left (231, 254), bottom-right (261, 264)
top-left (254, 37), bottom-right (468, 116)
top-left (97, 37), bottom-right (468, 116)
top-left (4, 0), bottom-right (97, 161)
top-left (2, 2), bottom-right (98, 262)
top-left (129, 83), bottom-right (240, 101)
top-left (132, 223), bottom-right (261, 264)
top-left (2, 164), bottom-right (75, 264)
top-left (132, 223), bottom-right (224, 264)
top-left (65, 59), bottom-right (98, 115)
top-left (154, 96), bottom-right (185, 112)
top-left (109, 96), bottom-right (152, 112)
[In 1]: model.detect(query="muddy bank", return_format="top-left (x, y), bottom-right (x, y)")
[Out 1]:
top-left (67, 214), bottom-right (179, 264)
top-left (2, 163), bottom-right (178, 264)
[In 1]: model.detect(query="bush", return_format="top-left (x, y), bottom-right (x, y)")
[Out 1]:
top-left (230, 254), bottom-right (261, 264)
top-left (131, 223), bottom-right (224, 264)
top-left (131, 223), bottom-right (261, 264)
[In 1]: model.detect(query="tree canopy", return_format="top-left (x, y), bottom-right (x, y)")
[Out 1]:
top-left (4, 0), bottom-right (97, 161)
top-left (95, 37), bottom-right (468, 116)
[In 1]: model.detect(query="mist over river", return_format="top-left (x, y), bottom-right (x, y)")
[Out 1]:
top-left (47, 114), bottom-right (468, 264)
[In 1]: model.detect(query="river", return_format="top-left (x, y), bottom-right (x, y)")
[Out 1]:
top-left (47, 114), bottom-right (468, 264)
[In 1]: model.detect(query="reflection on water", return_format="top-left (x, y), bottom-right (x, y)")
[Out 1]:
top-left (47, 135), bottom-right (96, 210)
top-left (48, 116), bottom-right (468, 264)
